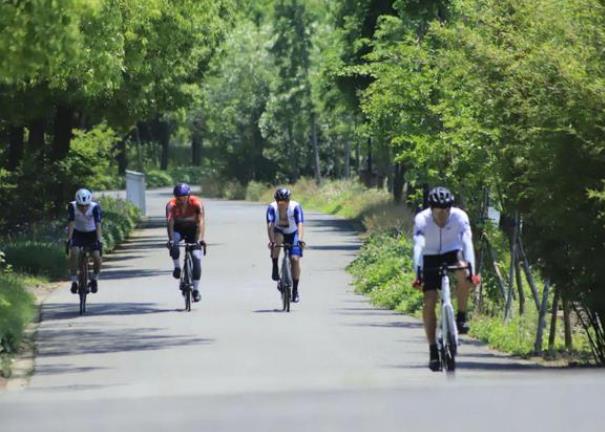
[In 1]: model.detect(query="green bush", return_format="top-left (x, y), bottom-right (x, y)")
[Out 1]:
top-left (145, 169), bottom-right (174, 188)
top-left (348, 233), bottom-right (421, 314)
top-left (2, 242), bottom-right (66, 279)
top-left (245, 181), bottom-right (270, 201)
top-left (168, 166), bottom-right (205, 185)
top-left (98, 196), bottom-right (141, 252)
top-left (0, 272), bottom-right (35, 359)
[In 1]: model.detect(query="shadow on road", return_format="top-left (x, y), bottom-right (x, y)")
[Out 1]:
top-left (307, 244), bottom-right (360, 252)
top-left (41, 302), bottom-right (175, 321)
top-left (99, 268), bottom-right (169, 280)
top-left (36, 326), bottom-right (213, 357)
top-left (35, 364), bottom-right (110, 376)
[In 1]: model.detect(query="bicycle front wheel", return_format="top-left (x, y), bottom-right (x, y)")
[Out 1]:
top-left (183, 252), bottom-right (193, 312)
top-left (78, 253), bottom-right (88, 315)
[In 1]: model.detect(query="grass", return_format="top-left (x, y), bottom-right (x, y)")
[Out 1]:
top-left (0, 272), bottom-right (37, 377)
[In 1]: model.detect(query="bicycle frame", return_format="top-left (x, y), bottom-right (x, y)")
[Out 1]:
top-left (439, 269), bottom-right (458, 359)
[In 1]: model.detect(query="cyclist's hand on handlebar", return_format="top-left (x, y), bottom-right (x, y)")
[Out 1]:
top-left (166, 240), bottom-right (174, 249)
top-left (412, 279), bottom-right (423, 290)
top-left (96, 241), bottom-right (103, 257)
top-left (470, 274), bottom-right (481, 286)
top-left (198, 240), bottom-right (207, 255)
top-left (298, 240), bottom-right (306, 248)
top-left (268, 241), bottom-right (276, 249)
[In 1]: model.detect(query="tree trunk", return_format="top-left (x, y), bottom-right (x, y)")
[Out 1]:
top-left (515, 256), bottom-right (525, 315)
top-left (548, 285), bottom-right (561, 354)
top-left (117, 137), bottom-right (128, 175)
top-left (191, 132), bottom-right (202, 167)
top-left (344, 137), bottom-right (351, 178)
top-left (7, 126), bottom-right (24, 170)
top-left (534, 280), bottom-right (550, 354)
top-left (393, 162), bottom-right (405, 203)
top-left (563, 296), bottom-right (573, 352)
top-left (504, 211), bottom-right (519, 321)
top-left (28, 118), bottom-right (46, 153)
top-left (518, 236), bottom-right (541, 311)
top-left (311, 115), bottom-right (321, 185)
top-left (159, 120), bottom-right (170, 171)
top-left (51, 104), bottom-right (74, 161)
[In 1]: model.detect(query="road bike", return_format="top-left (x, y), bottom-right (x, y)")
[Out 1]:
top-left (275, 243), bottom-right (295, 312)
top-left (424, 263), bottom-right (470, 372)
top-left (176, 242), bottom-right (206, 311)
top-left (75, 245), bottom-right (95, 315)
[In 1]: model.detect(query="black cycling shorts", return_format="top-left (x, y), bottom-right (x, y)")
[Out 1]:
top-left (422, 250), bottom-right (463, 291)
top-left (72, 230), bottom-right (100, 250)
top-left (174, 224), bottom-right (197, 244)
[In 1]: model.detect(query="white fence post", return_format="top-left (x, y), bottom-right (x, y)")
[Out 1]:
top-left (125, 170), bottom-right (146, 216)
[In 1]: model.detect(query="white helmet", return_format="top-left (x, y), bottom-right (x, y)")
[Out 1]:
top-left (75, 188), bottom-right (92, 205)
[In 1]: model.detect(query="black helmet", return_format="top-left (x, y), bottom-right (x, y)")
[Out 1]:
top-left (274, 187), bottom-right (291, 201)
top-left (427, 186), bottom-right (454, 208)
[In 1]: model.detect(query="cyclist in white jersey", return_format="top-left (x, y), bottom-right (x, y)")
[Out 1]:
top-left (266, 188), bottom-right (305, 303)
top-left (66, 188), bottom-right (103, 294)
top-left (412, 187), bottom-right (481, 371)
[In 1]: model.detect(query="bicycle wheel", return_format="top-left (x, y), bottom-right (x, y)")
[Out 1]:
top-left (183, 252), bottom-right (192, 312)
top-left (78, 251), bottom-right (88, 315)
top-left (280, 254), bottom-right (292, 312)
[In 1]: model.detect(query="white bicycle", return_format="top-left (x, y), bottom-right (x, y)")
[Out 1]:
top-left (425, 263), bottom-right (470, 372)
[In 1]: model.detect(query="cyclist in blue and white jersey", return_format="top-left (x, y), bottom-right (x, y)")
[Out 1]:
top-left (266, 188), bottom-right (306, 303)
top-left (66, 188), bottom-right (103, 294)
top-left (412, 187), bottom-right (481, 371)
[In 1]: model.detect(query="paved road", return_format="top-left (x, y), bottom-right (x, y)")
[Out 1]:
top-left (1, 189), bottom-right (603, 431)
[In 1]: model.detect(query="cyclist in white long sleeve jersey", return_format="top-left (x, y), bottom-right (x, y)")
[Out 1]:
top-left (412, 187), bottom-right (481, 371)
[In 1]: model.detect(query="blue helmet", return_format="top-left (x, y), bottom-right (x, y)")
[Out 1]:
top-left (173, 183), bottom-right (191, 197)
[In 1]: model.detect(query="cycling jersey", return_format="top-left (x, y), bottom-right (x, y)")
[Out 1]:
top-left (266, 200), bottom-right (304, 235)
top-left (67, 201), bottom-right (102, 233)
top-left (166, 196), bottom-right (203, 229)
top-left (413, 207), bottom-right (475, 273)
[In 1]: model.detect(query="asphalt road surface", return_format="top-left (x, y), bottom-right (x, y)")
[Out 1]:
top-left (1, 188), bottom-right (603, 431)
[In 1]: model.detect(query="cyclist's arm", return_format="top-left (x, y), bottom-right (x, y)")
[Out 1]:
top-left (266, 205), bottom-right (276, 243)
top-left (67, 221), bottom-right (74, 242)
top-left (66, 203), bottom-right (75, 242)
top-left (294, 205), bottom-right (304, 242)
top-left (167, 219), bottom-right (175, 242)
top-left (412, 214), bottom-right (426, 275)
top-left (413, 231), bottom-right (425, 275)
top-left (267, 223), bottom-right (275, 243)
top-left (461, 225), bottom-right (476, 275)
top-left (93, 205), bottom-right (103, 243)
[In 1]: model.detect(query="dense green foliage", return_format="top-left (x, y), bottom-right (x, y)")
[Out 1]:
top-left (0, 270), bottom-right (36, 361)
top-left (0, 0), bottom-right (234, 227)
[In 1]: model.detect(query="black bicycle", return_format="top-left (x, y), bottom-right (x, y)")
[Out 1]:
top-left (275, 243), bottom-right (295, 312)
top-left (76, 246), bottom-right (94, 315)
top-left (176, 242), bottom-right (206, 311)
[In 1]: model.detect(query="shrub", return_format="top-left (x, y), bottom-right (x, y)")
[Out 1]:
top-left (145, 170), bottom-right (174, 188)
top-left (0, 272), bottom-right (35, 358)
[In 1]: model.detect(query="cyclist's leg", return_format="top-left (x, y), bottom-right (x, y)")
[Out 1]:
top-left (452, 250), bottom-right (472, 333)
top-left (184, 228), bottom-right (202, 301)
top-left (69, 246), bottom-right (79, 292)
top-left (288, 232), bottom-right (302, 302)
top-left (170, 231), bottom-right (183, 278)
top-left (271, 230), bottom-right (284, 281)
top-left (422, 254), bottom-right (442, 370)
